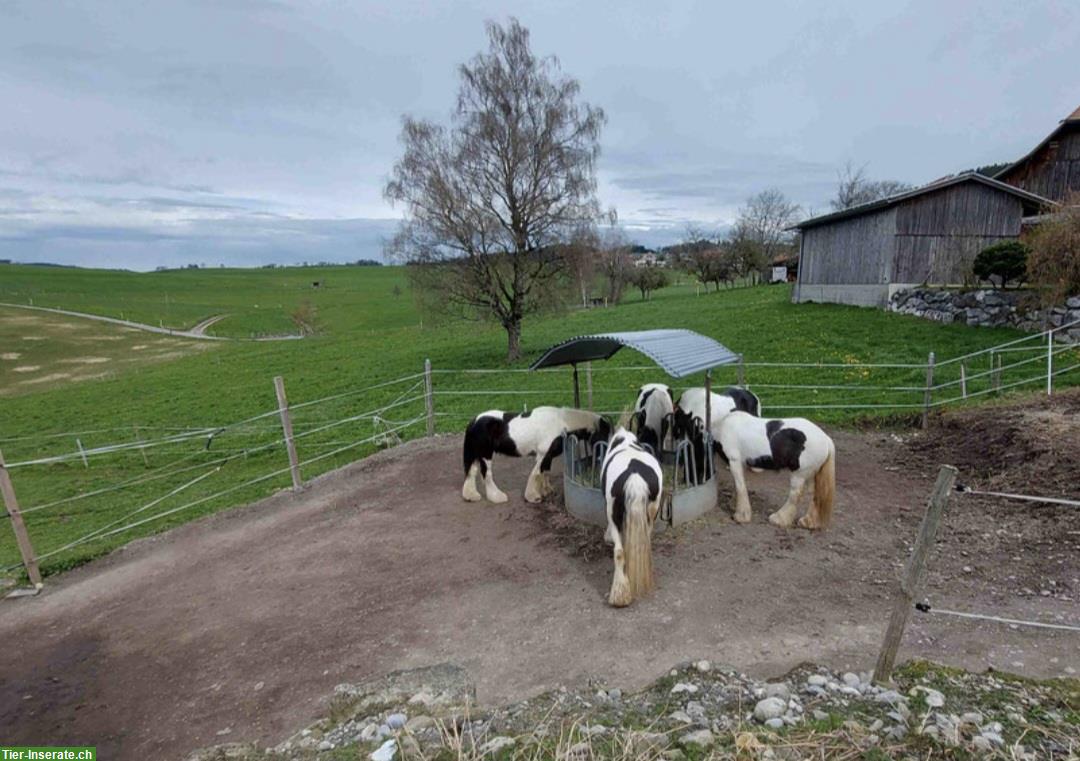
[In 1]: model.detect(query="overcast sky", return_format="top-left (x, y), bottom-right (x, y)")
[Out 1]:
top-left (1, 0), bottom-right (1077, 270)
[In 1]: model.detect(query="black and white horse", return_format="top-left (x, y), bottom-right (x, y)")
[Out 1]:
top-left (715, 411), bottom-right (835, 529)
top-left (462, 407), bottom-right (611, 504)
top-left (600, 427), bottom-right (663, 607)
top-left (631, 383), bottom-right (674, 453)
top-left (671, 386), bottom-right (761, 475)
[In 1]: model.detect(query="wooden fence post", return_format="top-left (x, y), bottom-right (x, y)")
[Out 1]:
top-left (921, 352), bottom-right (935, 429)
top-left (424, 359), bottom-right (435, 437)
top-left (873, 464), bottom-right (957, 684)
top-left (1047, 329), bottom-right (1054, 396)
top-left (273, 376), bottom-right (302, 492)
top-left (0, 450), bottom-right (43, 588)
top-left (585, 361), bottom-right (593, 411)
top-left (960, 364), bottom-right (967, 399)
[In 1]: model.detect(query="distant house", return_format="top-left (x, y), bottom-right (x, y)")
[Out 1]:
top-left (792, 173), bottom-right (1054, 307)
top-left (995, 106), bottom-right (1080, 203)
top-left (634, 252), bottom-right (661, 268)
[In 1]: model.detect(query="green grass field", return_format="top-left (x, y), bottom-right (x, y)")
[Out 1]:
top-left (1, 263), bottom-right (1077, 579)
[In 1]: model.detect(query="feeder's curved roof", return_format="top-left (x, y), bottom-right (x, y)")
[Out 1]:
top-left (529, 329), bottom-right (738, 378)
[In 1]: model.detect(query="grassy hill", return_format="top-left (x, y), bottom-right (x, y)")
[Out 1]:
top-left (1, 263), bottom-right (1076, 578)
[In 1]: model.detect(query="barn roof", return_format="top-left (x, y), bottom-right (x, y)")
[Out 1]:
top-left (791, 171), bottom-right (1056, 231)
top-left (994, 104), bottom-right (1080, 182)
top-left (529, 329), bottom-right (739, 378)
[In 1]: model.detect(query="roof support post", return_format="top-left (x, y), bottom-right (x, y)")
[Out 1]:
top-left (704, 369), bottom-right (713, 440)
top-left (572, 363), bottom-right (581, 409)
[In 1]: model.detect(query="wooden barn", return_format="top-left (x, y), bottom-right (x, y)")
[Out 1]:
top-left (995, 106), bottom-right (1080, 202)
top-left (791, 173), bottom-right (1054, 307)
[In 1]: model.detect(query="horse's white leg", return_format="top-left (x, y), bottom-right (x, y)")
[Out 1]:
top-left (729, 460), bottom-right (752, 524)
top-left (482, 458), bottom-right (508, 503)
top-left (608, 528), bottom-right (632, 607)
top-left (798, 465), bottom-right (823, 529)
top-left (769, 473), bottom-right (806, 528)
top-left (524, 454), bottom-right (545, 503)
top-left (461, 462), bottom-right (482, 502)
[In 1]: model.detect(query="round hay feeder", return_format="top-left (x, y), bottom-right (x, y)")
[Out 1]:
top-left (529, 329), bottom-right (741, 532)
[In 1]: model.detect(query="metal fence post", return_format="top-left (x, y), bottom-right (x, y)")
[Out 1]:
top-left (273, 376), bottom-right (302, 491)
top-left (873, 464), bottom-right (957, 684)
top-left (960, 363), bottom-right (967, 399)
top-left (0, 450), bottom-right (43, 588)
top-left (585, 361), bottom-right (593, 411)
top-left (921, 351), bottom-right (935, 429)
top-left (424, 358), bottom-right (435, 437)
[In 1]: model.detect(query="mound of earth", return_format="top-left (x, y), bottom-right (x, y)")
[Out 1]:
top-left (186, 660), bottom-right (1078, 761)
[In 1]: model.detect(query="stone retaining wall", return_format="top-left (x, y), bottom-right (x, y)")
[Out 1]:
top-left (888, 288), bottom-right (1080, 343)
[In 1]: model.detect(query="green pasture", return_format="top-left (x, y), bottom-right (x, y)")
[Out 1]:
top-left (1, 263), bottom-right (1077, 579)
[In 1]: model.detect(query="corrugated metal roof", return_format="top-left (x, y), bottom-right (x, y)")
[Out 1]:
top-left (791, 171), bottom-right (1056, 231)
top-left (529, 329), bottom-right (739, 378)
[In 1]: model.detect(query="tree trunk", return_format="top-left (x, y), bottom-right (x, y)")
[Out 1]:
top-left (506, 320), bottom-right (522, 361)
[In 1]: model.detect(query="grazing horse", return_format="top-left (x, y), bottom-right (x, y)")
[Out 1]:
top-left (631, 383), bottom-right (674, 453)
top-left (671, 386), bottom-right (761, 476)
top-left (462, 407), bottom-right (611, 504)
top-left (714, 411), bottom-right (835, 529)
top-left (600, 428), bottom-right (663, 607)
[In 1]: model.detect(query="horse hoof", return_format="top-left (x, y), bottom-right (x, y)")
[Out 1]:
top-left (488, 491), bottom-right (509, 504)
top-left (768, 512), bottom-right (794, 528)
top-left (733, 511), bottom-right (752, 524)
top-left (462, 492), bottom-right (482, 502)
top-left (798, 515), bottom-right (821, 530)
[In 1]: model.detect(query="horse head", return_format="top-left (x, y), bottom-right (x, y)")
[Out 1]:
top-left (590, 415), bottom-right (613, 448)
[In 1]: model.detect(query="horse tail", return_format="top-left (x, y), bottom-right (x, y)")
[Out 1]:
top-left (623, 474), bottom-right (655, 600)
top-left (813, 439), bottom-right (835, 527)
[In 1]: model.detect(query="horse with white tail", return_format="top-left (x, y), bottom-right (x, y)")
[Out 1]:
top-left (715, 411), bottom-right (835, 529)
top-left (462, 407), bottom-right (611, 504)
top-left (600, 427), bottom-right (663, 607)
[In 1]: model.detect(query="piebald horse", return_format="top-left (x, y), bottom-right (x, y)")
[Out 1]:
top-left (631, 383), bottom-right (674, 453)
top-left (600, 428), bottom-right (663, 607)
top-left (672, 386), bottom-right (762, 475)
top-left (462, 407), bottom-right (611, 504)
top-left (715, 411), bottom-right (835, 529)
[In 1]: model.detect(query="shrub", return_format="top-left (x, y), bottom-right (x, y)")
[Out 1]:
top-left (1027, 197), bottom-right (1080, 306)
top-left (972, 241), bottom-right (1029, 289)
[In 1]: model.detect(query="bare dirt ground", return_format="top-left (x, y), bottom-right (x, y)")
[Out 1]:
top-left (0, 394), bottom-right (1076, 760)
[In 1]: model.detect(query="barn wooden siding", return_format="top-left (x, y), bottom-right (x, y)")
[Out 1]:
top-left (799, 207), bottom-right (896, 285)
top-left (998, 125), bottom-right (1080, 203)
top-left (892, 182), bottom-right (1023, 284)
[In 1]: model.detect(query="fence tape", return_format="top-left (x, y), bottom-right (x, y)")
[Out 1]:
top-left (915, 602), bottom-right (1080, 633)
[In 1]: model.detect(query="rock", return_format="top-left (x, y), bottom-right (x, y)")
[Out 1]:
top-left (764, 718), bottom-right (784, 730)
top-left (1067, 296), bottom-right (1080, 309)
top-left (386, 713), bottom-right (407, 730)
top-left (408, 691), bottom-right (435, 706)
top-left (360, 723), bottom-right (380, 741)
top-left (405, 716), bottom-right (434, 732)
top-left (670, 682), bottom-right (698, 694)
top-left (972, 736), bottom-right (993, 752)
top-left (982, 731), bottom-right (1005, 747)
top-left (317, 741), bottom-right (333, 752)
top-left (629, 731), bottom-right (669, 753)
top-left (685, 700), bottom-right (705, 718)
top-left (807, 675), bottom-right (829, 687)
top-left (960, 711), bottom-right (984, 726)
top-left (763, 682), bottom-right (791, 700)
top-left (913, 686), bottom-right (945, 708)
top-left (607, 688), bottom-right (622, 701)
top-left (370, 739), bottom-right (397, 761)
top-left (812, 710), bottom-right (830, 721)
top-left (480, 737), bottom-right (515, 754)
top-left (695, 660), bottom-right (712, 673)
top-left (876, 690), bottom-right (905, 705)
top-left (841, 672), bottom-right (860, 688)
top-left (669, 710), bottom-right (693, 724)
top-left (754, 697), bottom-right (787, 723)
top-left (679, 729), bottom-right (714, 748)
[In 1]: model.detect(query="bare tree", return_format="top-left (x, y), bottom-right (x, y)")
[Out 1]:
top-left (831, 162), bottom-right (913, 211)
top-left (733, 189), bottom-right (801, 283)
top-left (384, 19), bottom-right (607, 359)
top-left (597, 227), bottom-right (633, 305)
top-left (562, 225), bottom-right (600, 307)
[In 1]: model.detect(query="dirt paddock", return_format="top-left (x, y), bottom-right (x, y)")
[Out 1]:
top-left (1, 397), bottom-right (1077, 760)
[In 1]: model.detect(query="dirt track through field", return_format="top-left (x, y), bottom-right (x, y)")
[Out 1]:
top-left (0, 432), bottom-right (1075, 760)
